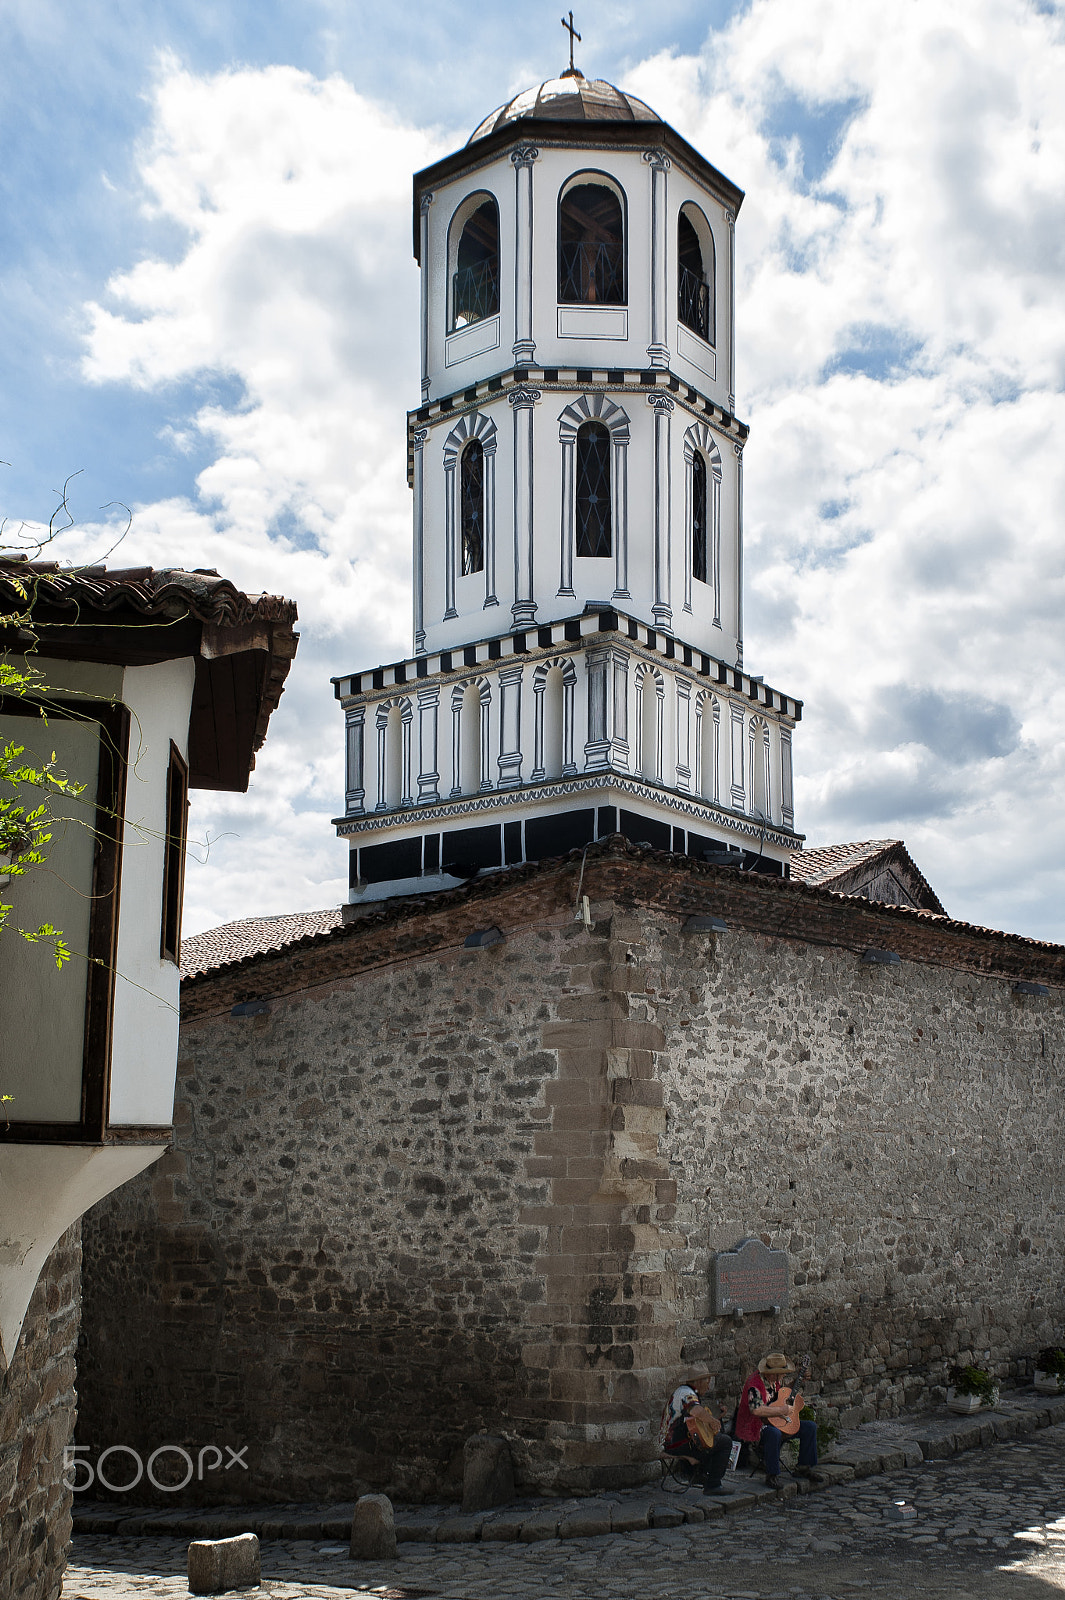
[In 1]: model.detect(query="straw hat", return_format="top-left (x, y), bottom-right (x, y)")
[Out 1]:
top-left (758, 1352), bottom-right (796, 1376)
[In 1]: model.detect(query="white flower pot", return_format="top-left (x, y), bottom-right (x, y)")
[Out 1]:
top-left (1033, 1370), bottom-right (1064, 1396)
top-left (946, 1386), bottom-right (997, 1414)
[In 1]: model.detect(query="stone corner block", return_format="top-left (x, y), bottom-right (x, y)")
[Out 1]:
top-left (350, 1494), bottom-right (397, 1560)
top-left (462, 1432), bottom-right (516, 1513)
top-left (187, 1532), bottom-right (260, 1595)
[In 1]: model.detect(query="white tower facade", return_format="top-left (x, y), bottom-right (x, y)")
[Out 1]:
top-left (334, 73), bottom-right (802, 899)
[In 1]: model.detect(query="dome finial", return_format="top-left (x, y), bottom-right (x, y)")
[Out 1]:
top-left (560, 10), bottom-right (584, 79)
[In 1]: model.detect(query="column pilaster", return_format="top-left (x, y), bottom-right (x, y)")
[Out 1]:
top-left (509, 386), bottom-right (541, 626)
top-left (648, 393), bottom-right (674, 632)
top-left (644, 149), bottom-right (671, 369)
top-left (511, 146), bottom-right (539, 364)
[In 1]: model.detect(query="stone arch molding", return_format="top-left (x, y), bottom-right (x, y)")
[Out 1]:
top-left (374, 696), bottom-right (414, 812)
top-left (634, 661), bottom-right (665, 784)
top-left (682, 421), bottom-right (723, 622)
top-left (557, 394), bottom-right (632, 602)
top-left (531, 656), bottom-right (578, 782)
top-left (449, 675), bottom-right (493, 797)
top-left (442, 412), bottom-right (499, 618)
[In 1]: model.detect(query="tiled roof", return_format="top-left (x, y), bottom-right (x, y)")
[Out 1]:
top-left (0, 559), bottom-right (297, 629)
top-left (790, 840), bottom-right (903, 887)
top-left (181, 908), bottom-right (343, 978)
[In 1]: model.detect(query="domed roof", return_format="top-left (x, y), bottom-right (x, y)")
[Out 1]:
top-left (468, 72), bottom-right (661, 145)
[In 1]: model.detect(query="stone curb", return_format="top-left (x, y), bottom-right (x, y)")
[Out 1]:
top-left (72, 1393), bottom-right (1065, 1548)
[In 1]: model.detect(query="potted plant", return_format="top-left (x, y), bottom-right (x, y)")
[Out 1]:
top-left (1033, 1348), bottom-right (1065, 1395)
top-left (946, 1364), bottom-right (999, 1413)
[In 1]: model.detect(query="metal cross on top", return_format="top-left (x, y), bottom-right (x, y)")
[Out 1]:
top-left (561, 11), bottom-right (582, 77)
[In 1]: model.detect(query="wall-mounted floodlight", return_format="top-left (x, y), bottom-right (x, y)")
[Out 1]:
top-left (464, 927), bottom-right (504, 949)
top-left (230, 999), bottom-right (271, 1017)
top-left (1013, 980), bottom-right (1049, 996)
top-left (862, 948), bottom-right (901, 965)
top-left (684, 914), bottom-right (728, 933)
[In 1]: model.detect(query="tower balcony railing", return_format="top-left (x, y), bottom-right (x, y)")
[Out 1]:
top-left (451, 258), bottom-right (499, 330)
top-left (558, 241), bottom-right (625, 306)
top-left (678, 264), bottom-right (711, 343)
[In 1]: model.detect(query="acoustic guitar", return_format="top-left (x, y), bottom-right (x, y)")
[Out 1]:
top-left (771, 1353), bottom-right (811, 1438)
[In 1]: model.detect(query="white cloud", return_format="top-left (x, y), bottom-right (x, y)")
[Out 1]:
top-left (73, 6), bottom-right (1065, 941)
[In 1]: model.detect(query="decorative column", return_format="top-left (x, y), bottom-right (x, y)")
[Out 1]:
top-left (531, 672), bottom-right (547, 781)
top-left (711, 458), bottom-right (722, 629)
top-left (584, 647), bottom-right (630, 772)
top-left (478, 680), bottom-right (493, 791)
top-left (734, 440), bottom-right (744, 667)
top-left (443, 445), bottom-right (458, 621)
top-left (419, 191), bottom-right (433, 401)
top-left (781, 727), bottom-right (794, 830)
top-left (449, 685), bottom-right (465, 798)
top-left (562, 665), bottom-right (578, 775)
top-left (724, 207), bottom-right (736, 412)
top-left (497, 664), bottom-right (524, 789)
top-left (483, 435), bottom-right (499, 609)
top-left (511, 146), bottom-right (538, 364)
top-left (375, 705), bottom-right (389, 811)
top-left (648, 393), bottom-right (674, 631)
top-left (509, 387), bottom-right (541, 626)
top-left (400, 701), bottom-right (414, 809)
top-left (675, 674), bottom-right (693, 792)
top-left (412, 427), bottom-right (428, 651)
top-left (612, 425), bottom-right (630, 600)
top-left (711, 696), bottom-right (721, 803)
top-left (643, 149), bottom-right (671, 369)
top-left (416, 686), bottom-right (440, 803)
top-left (345, 707), bottom-right (365, 815)
top-left (558, 427), bottom-right (575, 598)
top-left (730, 704), bottom-right (746, 811)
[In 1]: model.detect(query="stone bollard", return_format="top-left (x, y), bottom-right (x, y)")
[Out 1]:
top-left (462, 1433), bottom-right (515, 1513)
top-left (187, 1532), bottom-right (260, 1594)
top-left (349, 1493), bottom-right (397, 1560)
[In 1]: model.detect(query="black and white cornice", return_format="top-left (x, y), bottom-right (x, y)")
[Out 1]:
top-left (405, 366), bottom-right (749, 489)
top-left (331, 606), bottom-right (801, 724)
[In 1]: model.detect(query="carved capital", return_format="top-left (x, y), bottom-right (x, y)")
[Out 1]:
top-left (733, 440), bottom-right (743, 456)
top-left (723, 207), bottom-right (736, 227)
top-left (508, 386), bottom-right (542, 409)
top-left (643, 147), bottom-right (671, 171)
top-left (646, 392), bottom-right (675, 414)
top-left (420, 190), bottom-right (434, 216)
top-left (412, 427), bottom-right (429, 451)
top-left (510, 145), bottom-right (540, 168)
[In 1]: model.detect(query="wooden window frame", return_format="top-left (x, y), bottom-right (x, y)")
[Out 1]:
top-left (160, 741), bottom-right (189, 965)
top-left (0, 696), bottom-right (129, 1144)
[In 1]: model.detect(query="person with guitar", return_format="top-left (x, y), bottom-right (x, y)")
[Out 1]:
top-left (658, 1370), bottom-right (736, 1496)
top-left (734, 1352), bottom-right (818, 1488)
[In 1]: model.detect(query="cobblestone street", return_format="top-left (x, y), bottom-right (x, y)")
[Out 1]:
top-left (65, 1424), bottom-right (1065, 1599)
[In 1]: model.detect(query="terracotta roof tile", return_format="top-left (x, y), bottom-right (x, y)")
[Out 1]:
top-left (181, 907), bottom-right (343, 978)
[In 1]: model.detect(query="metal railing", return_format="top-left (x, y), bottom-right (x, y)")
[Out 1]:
top-left (558, 241), bottom-right (625, 306)
top-left (678, 264), bottom-right (712, 342)
top-left (452, 258), bottom-right (499, 329)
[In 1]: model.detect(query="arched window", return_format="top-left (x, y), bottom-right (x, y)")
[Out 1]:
top-left (678, 204), bottom-right (715, 344)
top-left (460, 439), bottom-right (484, 575)
top-left (575, 421), bottom-right (611, 557)
top-left (451, 196), bottom-right (499, 330)
top-left (558, 178), bottom-right (626, 306)
top-left (692, 451), bottom-right (708, 585)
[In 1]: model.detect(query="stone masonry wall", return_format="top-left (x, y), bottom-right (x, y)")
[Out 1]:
top-left (0, 1225), bottom-right (80, 1600)
top-left (77, 843), bottom-right (1065, 1501)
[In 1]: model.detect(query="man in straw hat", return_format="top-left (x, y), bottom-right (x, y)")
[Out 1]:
top-left (657, 1369), bottom-right (736, 1495)
top-left (734, 1352), bottom-right (818, 1488)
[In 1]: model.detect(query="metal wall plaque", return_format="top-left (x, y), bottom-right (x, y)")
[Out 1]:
top-left (712, 1237), bottom-right (789, 1317)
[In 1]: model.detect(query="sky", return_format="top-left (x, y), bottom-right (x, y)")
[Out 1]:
top-left (2, 0), bottom-right (1063, 942)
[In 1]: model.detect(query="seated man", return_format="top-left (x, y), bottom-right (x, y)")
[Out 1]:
top-left (658, 1370), bottom-right (735, 1496)
top-left (735, 1352), bottom-right (818, 1488)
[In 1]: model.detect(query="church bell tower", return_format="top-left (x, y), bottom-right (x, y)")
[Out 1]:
top-left (333, 60), bottom-right (802, 899)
